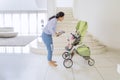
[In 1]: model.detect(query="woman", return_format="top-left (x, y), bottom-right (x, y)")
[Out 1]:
top-left (42, 11), bottom-right (65, 67)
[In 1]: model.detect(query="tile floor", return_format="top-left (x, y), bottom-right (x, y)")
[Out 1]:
top-left (0, 49), bottom-right (120, 80)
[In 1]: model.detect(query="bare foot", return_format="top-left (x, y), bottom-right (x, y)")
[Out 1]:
top-left (48, 61), bottom-right (57, 67)
top-left (51, 60), bottom-right (56, 63)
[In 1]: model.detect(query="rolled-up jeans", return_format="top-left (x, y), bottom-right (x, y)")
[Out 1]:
top-left (42, 32), bottom-right (53, 61)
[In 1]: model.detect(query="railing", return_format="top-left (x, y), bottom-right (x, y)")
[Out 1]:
top-left (0, 11), bottom-right (47, 54)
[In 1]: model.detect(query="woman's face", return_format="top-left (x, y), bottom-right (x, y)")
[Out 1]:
top-left (58, 16), bottom-right (64, 21)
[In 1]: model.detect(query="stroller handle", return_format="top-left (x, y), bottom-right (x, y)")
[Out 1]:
top-left (70, 33), bottom-right (77, 39)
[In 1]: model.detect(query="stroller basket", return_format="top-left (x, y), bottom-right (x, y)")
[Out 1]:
top-left (76, 45), bottom-right (90, 56)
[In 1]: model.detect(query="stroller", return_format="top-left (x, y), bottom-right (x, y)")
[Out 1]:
top-left (62, 21), bottom-right (95, 68)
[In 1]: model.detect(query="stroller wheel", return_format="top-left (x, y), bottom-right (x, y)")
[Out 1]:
top-left (63, 59), bottom-right (73, 68)
top-left (62, 52), bottom-right (72, 59)
top-left (88, 58), bottom-right (95, 66)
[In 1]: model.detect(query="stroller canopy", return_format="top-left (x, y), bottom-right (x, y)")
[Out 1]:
top-left (76, 20), bottom-right (88, 41)
top-left (76, 21), bottom-right (88, 37)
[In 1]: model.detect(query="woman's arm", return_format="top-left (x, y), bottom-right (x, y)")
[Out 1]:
top-left (55, 31), bottom-right (65, 37)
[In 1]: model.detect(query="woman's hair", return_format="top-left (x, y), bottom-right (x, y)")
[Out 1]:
top-left (49, 11), bottom-right (65, 20)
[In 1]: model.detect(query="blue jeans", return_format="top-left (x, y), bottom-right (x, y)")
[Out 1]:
top-left (42, 32), bottom-right (53, 61)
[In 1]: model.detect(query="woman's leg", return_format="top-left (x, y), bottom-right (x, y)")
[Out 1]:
top-left (42, 32), bottom-right (57, 66)
top-left (46, 41), bottom-right (53, 61)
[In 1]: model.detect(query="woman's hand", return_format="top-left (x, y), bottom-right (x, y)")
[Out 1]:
top-left (56, 31), bottom-right (65, 37)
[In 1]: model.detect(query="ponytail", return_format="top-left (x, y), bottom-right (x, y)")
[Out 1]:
top-left (49, 15), bottom-right (56, 21)
top-left (48, 11), bottom-right (65, 21)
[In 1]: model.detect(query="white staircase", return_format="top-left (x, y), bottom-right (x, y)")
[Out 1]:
top-left (30, 7), bottom-right (107, 55)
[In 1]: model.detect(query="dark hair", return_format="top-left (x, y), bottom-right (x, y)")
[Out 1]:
top-left (49, 11), bottom-right (65, 20)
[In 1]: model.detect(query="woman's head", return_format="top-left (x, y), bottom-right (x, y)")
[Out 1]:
top-left (49, 11), bottom-right (65, 21)
top-left (56, 11), bottom-right (65, 21)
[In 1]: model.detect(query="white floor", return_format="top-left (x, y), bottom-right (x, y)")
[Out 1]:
top-left (0, 49), bottom-right (120, 80)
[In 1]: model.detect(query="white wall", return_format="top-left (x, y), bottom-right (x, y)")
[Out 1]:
top-left (73, 0), bottom-right (120, 49)
top-left (56, 0), bottom-right (73, 7)
top-left (0, 0), bottom-right (47, 10)
top-left (47, 0), bottom-right (56, 19)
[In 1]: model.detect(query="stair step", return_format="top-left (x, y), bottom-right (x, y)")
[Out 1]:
top-left (64, 17), bottom-right (77, 20)
top-left (64, 14), bottom-right (74, 17)
top-left (56, 7), bottom-right (73, 12)
top-left (57, 23), bottom-right (77, 27)
top-left (59, 20), bottom-right (78, 24)
top-left (90, 46), bottom-right (107, 54)
top-left (56, 10), bottom-right (73, 13)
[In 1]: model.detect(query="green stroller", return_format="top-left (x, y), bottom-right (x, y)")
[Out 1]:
top-left (62, 21), bottom-right (95, 68)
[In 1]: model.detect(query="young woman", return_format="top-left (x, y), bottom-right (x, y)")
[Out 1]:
top-left (42, 12), bottom-right (65, 67)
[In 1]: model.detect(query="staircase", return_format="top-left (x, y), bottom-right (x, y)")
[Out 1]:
top-left (30, 7), bottom-right (107, 55)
